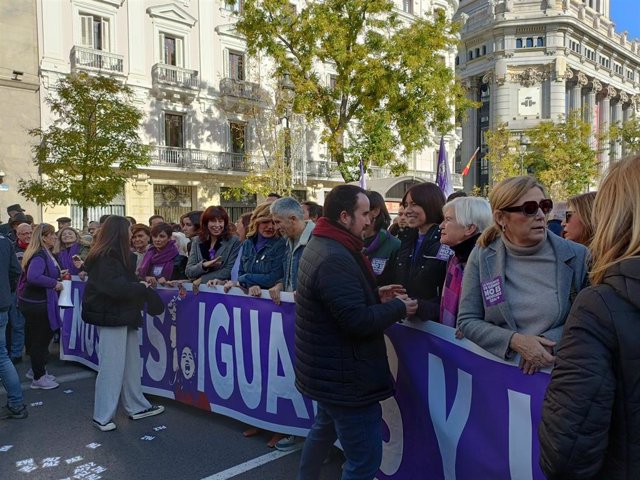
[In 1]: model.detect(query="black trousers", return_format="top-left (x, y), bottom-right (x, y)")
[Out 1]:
top-left (19, 302), bottom-right (53, 380)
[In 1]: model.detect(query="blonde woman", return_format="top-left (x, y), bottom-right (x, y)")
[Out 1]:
top-left (457, 176), bottom-right (589, 374)
top-left (539, 155), bottom-right (640, 479)
top-left (561, 191), bottom-right (596, 246)
top-left (18, 223), bottom-right (64, 389)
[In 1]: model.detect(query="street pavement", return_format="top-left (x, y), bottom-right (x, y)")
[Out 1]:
top-left (1, 344), bottom-right (343, 480)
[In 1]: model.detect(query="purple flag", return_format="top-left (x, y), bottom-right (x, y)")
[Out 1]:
top-left (436, 136), bottom-right (453, 198)
top-left (359, 159), bottom-right (367, 189)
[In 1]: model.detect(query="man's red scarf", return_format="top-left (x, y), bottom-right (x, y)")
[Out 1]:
top-left (312, 217), bottom-right (376, 284)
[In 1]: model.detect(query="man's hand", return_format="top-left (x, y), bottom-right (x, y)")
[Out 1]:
top-left (397, 296), bottom-right (418, 317)
top-left (378, 284), bottom-right (407, 304)
top-left (510, 333), bottom-right (556, 373)
top-left (269, 282), bottom-right (284, 305)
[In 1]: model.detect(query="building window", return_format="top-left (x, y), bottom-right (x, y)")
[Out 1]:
top-left (455, 56), bottom-right (460, 66)
top-left (402, 0), bottom-right (413, 14)
top-left (160, 34), bottom-right (184, 67)
top-left (328, 74), bottom-right (337, 90)
top-left (627, 69), bottom-right (635, 81)
top-left (165, 113), bottom-right (184, 148)
top-left (229, 122), bottom-right (246, 154)
top-left (614, 63), bottom-right (623, 75)
top-left (536, 37), bottom-right (545, 47)
top-left (569, 40), bottom-right (581, 54)
top-left (584, 48), bottom-right (596, 61)
top-left (224, 0), bottom-right (244, 13)
top-left (229, 51), bottom-right (245, 81)
top-left (599, 56), bottom-right (610, 69)
top-left (475, 48), bottom-right (480, 58)
top-left (80, 14), bottom-right (110, 51)
top-left (516, 39), bottom-right (523, 49)
top-left (526, 37), bottom-right (534, 48)
top-left (482, 45), bottom-right (487, 55)
top-left (468, 50), bottom-right (473, 60)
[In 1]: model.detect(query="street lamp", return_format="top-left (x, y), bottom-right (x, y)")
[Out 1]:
top-left (278, 73), bottom-right (295, 169)
top-left (519, 132), bottom-right (529, 175)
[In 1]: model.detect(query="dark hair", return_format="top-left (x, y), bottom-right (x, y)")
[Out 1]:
top-left (324, 185), bottom-right (367, 223)
top-left (302, 201), bottom-right (323, 220)
top-left (240, 212), bottom-right (252, 230)
top-left (131, 223), bottom-right (150, 238)
top-left (180, 210), bottom-right (203, 231)
top-left (447, 190), bottom-right (467, 202)
top-left (366, 191), bottom-right (391, 231)
top-left (402, 182), bottom-right (445, 226)
top-left (86, 215), bottom-right (132, 269)
top-left (125, 216), bottom-right (137, 225)
top-left (267, 192), bottom-right (281, 199)
top-left (99, 214), bottom-right (111, 225)
top-left (198, 206), bottom-right (231, 242)
top-left (150, 222), bottom-right (174, 238)
top-left (148, 215), bottom-right (164, 225)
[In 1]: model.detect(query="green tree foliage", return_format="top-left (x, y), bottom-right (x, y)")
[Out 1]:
top-left (232, 0), bottom-right (474, 181)
top-left (610, 117), bottom-right (640, 156)
top-left (484, 124), bottom-right (522, 184)
top-left (20, 73), bottom-right (150, 230)
top-left (525, 110), bottom-right (599, 199)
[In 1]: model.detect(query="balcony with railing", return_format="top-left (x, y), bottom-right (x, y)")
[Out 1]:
top-left (151, 64), bottom-right (199, 102)
top-left (219, 77), bottom-right (266, 113)
top-left (70, 46), bottom-right (124, 76)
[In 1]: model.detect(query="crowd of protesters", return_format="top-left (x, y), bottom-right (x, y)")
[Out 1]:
top-left (2, 154), bottom-right (640, 479)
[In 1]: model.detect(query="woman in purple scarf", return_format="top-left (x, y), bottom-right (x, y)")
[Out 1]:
top-left (137, 223), bottom-right (185, 286)
top-left (18, 223), bottom-right (64, 390)
top-left (54, 227), bottom-right (89, 275)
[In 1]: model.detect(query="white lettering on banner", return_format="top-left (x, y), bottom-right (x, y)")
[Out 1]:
top-left (68, 289), bottom-right (82, 350)
top-left (508, 390), bottom-right (533, 480)
top-left (198, 303), bottom-right (206, 393)
top-left (209, 303), bottom-right (234, 399)
top-left (380, 336), bottom-right (403, 476)
top-left (427, 353), bottom-right (472, 480)
top-left (145, 313), bottom-right (168, 382)
top-left (234, 307), bottom-right (262, 409)
top-left (67, 288), bottom-right (97, 356)
top-left (266, 312), bottom-right (310, 419)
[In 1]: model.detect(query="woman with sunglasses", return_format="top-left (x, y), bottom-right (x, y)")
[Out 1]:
top-left (457, 176), bottom-right (589, 375)
top-left (562, 192), bottom-right (596, 246)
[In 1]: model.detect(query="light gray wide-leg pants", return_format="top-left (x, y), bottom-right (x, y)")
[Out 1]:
top-left (93, 326), bottom-right (151, 424)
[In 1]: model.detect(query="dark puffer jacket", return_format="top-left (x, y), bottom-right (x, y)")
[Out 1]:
top-left (539, 258), bottom-right (640, 479)
top-left (295, 235), bottom-right (407, 407)
top-left (82, 252), bottom-right (148, 328)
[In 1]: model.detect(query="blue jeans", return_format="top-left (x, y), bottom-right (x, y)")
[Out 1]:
top-left (7, 293), bottom-right (25, 359)
top-left (0, 310), bottom-right (23, 408)
top-left (298, 401), bottom-right (383, 480)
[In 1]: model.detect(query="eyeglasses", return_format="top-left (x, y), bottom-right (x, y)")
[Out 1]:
top-left (501, 199), bottom-right (553, 216)
top-left (565, 211), bottom-right (574, 223)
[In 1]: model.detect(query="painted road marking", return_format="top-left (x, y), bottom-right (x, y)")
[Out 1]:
top-left (201, 445), bottom-right (302, 480)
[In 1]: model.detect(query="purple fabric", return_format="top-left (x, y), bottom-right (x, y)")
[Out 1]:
top-left (23, 252), bottom-right (62, 330)
top-left (412, 233), bottom-right (426, 262)
top-left (138, 239), bottom-right (179, 280)
top-left (436, 136), bottom-right (453, 198)
top-left (254, 234), bottom-right (268, 253)
top-left (57, 243), bottom-right (81, 275)
top-left (440, 255), bottom-right (464, 327)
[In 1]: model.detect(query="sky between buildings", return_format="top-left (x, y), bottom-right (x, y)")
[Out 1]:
top-left (610, 0), bottom-right (640, 39)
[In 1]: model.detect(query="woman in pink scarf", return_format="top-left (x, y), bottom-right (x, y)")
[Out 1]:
top-left (137, 223), bottom-right (184, 286)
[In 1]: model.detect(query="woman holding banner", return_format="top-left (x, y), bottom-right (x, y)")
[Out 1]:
top-left (540, 156), bottom-right (640, 479)
top-left (82, 215), bottom-right (165, 432)
top-left (457, 176), bottom-right (589, 374)
top-left (137, 222), bottom-right (187, 286)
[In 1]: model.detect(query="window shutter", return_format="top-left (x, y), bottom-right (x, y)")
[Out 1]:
top-left (223, 48), bottom-right (229, 78)
top-left (176, 37), bottom-right (184, 67)
top-left (101, 18), bottom-right (110, 52)
top-left (159, 33), bottom-right (166, 63)
top-left (80, 15), bottom-right (94, 48)
top-left (238, 54), bottom-right (245, 81)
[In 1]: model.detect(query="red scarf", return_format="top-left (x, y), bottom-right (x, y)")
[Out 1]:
top-left (313, 217), bottom-right (376, 284)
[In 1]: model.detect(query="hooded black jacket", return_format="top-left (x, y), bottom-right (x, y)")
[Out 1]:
top-left (539, 258), bottom-right (640, 479)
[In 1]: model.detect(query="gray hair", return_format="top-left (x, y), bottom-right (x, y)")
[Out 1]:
top-left (270, 196), bottom-right (304, 220)
top-left (443, 197), bottom-right (492, 233)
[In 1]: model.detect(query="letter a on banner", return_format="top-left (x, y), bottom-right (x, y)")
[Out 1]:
top-left (428, 353), bottom-right (472, 480)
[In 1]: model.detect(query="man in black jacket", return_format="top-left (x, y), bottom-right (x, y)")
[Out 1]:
top-left (295, 185), bottom-right (417, 480)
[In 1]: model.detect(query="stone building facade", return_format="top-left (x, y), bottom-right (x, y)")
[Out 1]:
top-left (456, 0), bottom-right (640, 190)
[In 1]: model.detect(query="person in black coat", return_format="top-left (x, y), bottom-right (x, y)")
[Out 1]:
top-left (82, 215), bottom-right (165, 432)
top-left (379, 182), bottom-right (448, 321)
top-left (539, 155), bottom-right (640, 479)
top-left (295, 185), bottom-right (417, 480)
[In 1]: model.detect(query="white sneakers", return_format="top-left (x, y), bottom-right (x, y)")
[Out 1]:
top-left (30, 376), bottom-right (59, 390)
top-left (129, 405), bottom-right (165, 420)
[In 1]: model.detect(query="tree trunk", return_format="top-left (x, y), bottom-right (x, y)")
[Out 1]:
top-left (82, 206), bottom-right (88, 233)
top-left (330, 129), bottom-right (353, 182)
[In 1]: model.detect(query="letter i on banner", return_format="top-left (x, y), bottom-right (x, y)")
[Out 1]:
top-left (508, 390), bottom-right (533, 480)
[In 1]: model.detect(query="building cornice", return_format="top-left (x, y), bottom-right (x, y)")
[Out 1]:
top-left (146, 3), bottom-right (197, 28)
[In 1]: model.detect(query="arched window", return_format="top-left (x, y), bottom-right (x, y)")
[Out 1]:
top-left (536, 37), bottom-right (545, 47)
top-left (516, 38), bottom-right (523, 48)
top-left (526, 38), bottom-right (534, 48)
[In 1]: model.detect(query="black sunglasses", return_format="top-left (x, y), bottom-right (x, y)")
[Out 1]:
top-left (565, 211), bottom-right (573, 222)
top-left (501, 199), bottom-right (553, 216)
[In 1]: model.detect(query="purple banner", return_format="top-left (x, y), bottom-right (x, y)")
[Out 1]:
top-left (61, 280), bottom-right (550, 479)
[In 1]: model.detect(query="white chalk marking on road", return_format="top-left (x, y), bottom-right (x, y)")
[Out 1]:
top-left (201, 445), bottom-right (302, 480)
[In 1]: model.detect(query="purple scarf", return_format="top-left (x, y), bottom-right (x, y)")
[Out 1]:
top-left (57, 243), bottom-right (81, 275)
top-left (138, 239), bottom-right (179, 280)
